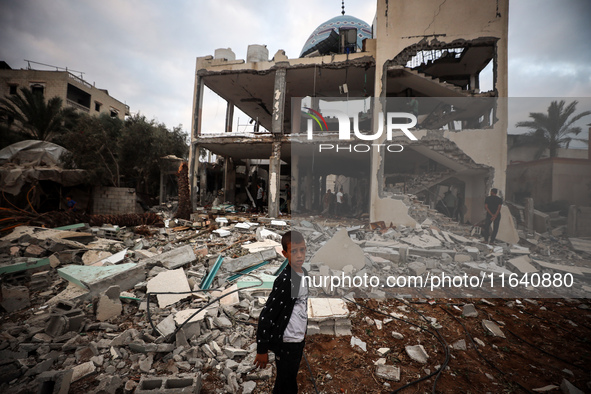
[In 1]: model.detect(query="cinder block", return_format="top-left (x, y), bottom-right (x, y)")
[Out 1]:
top-left (136, 374), bottom-right (202, 393)
top-left (36, 369), bottom-right (73, 394)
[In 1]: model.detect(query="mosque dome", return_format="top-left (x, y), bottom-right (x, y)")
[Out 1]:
top-left (300, 15), bottom-right (372, 57)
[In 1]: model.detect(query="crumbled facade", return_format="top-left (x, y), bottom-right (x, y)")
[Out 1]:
top-left (189, 0), bottom-right (508, 225)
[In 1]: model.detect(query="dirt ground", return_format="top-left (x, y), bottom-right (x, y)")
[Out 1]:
top-left (203, 297), bottom-right (591, 394)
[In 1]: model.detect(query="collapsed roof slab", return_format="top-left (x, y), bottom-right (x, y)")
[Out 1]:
top-left (193, 134), bottom-right (292, 162)
top-left (198, 56), bottom-right (375, 132)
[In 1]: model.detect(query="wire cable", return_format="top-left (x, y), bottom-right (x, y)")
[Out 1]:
top-left (341, 296), bottom-right (450, 394)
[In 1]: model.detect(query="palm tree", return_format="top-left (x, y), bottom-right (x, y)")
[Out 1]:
top-left (515, 100), bottom-right (591, 158)
top-left (0, 87), bottom-right (77, 142)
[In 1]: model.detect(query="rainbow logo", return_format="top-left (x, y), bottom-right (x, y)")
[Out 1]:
top-left (304, 107), bottom-right (328, 131)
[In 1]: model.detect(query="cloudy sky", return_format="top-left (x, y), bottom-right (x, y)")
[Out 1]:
top-left (1, 0), bottom-right (590, 141)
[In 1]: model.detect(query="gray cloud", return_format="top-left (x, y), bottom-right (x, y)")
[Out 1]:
top-left (0, 0), bottom-right (589, 133)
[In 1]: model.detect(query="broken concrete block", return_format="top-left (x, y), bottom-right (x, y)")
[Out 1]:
top-left (211, 284), bottom-right (240, 306)
top-left (144, 244), bottom-right (196, 270)
top-left (375, 365), bottom-right (400, 381)
top-left (407, 261), bottom-right (426, 276)
top-left (24, 244), bottom-right (46, 257)
top-left (462, 304), bottom-right (478, 318)
top-left (507, 256), bottom-right (538, 274)
top-left (242, 381), bottom-right (257, 394)
top-left (403, 234), bottom-right (441, 249)
top-left (496, 205), bottom-right (520, 245)
top-left (139, 354), bottom-right (154, 373)
top-left (482, 320), bottom-right (505, 338)
top-left (35, 369), bottom-right (73, 394)
top-left (532, 385), bottom-right (559, 392)
top-left (96, 285), bottom-right (122, 321)
top-left (454, 254), bottom-right (472, 263)
top-left (0, 284), bottom-right (30, 312)
top-left (452, 339), bottom-right (467, 351)
top-left (224, 346), bottom-right (248, 359)
top-left (242, 239), bottom-right (282, 254)
top-left (311, 229), bottom-right (366, 270)
top-left (45, 304), bottom-right (85, 337)
top-left (213, 229), bottom-right (232, 237)
top-left (94, 375), bottom-right (122, 394)
top-left (405, 345), bottom-right (429, 363)
top-left (308, 298), bottom-right (350, 320)
top-left (255, 227), bottom-right (282, 243)
top-left (224, 248), bottom-right (277, 273)
top-left (350, 336), bottom-right (367, 352)
top-left (147, 268), bottom-right (192, 308)
top-left (156, 314), bottom-right (177, 337)
top-left (560, 378), bottom-right (584, 394)
top-left (58, 262), bottom-right (145, 297)
top-left (246, 365), bottom-right (273, 380)
top-left (135, 374), bottom-right (202, 394)
top-left (71, 360), bottom-right (96, 382)
top-left (82, 250), bottom-right (113, 266)
top-left (377, 348), bottom-right (390, 356)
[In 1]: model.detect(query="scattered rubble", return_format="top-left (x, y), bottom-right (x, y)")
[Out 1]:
top-left (0, 202), bottom-right (589, 393)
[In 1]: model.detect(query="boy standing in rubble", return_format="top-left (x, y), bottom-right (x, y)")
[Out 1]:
top-left (254, 231), bottom-right (308, 394)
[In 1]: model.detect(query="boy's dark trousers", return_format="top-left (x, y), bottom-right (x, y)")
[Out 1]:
top-left (272, 341), bottom-right (305, 394)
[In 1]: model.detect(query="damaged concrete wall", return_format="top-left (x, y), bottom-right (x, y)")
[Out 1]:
top-left (93, 187), bottom-right (141, 215)
top-left (370, 0), bottom-right (509, 225)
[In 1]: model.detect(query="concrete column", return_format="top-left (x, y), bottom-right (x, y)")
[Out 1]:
top-left (272, 68), bottom-right (287, 134)
top-left (291, 154), bottom-right (299, 212)
top-left (291, 97), bottom-right (302, 134)
top-left (199, 155), bottom-right (207, 206)
top-left (189, 74), bottom-right (205, 209)
top-left (224, 157), bottom-right (236, 203)
top-left (316, 174), bottom-right (323, 211)
top-left (524, 198), bottom-right (534, 235)
top-left (567, 205), bottom-right (577, 237)
top-left (268, 141), bottom-right (282, 217)
top-left (305, 165), bottom-right (313, 211)
top-left (225, 101), bottom-right (234, 133)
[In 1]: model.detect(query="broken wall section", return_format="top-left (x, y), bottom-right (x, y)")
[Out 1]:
top-left (93, 187), bottom-right (142, 215)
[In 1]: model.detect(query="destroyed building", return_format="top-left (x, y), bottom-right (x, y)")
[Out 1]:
top-left (188, 0), bottom-right (509, 230)
top-left (1, 1), bottom-right (591, 394)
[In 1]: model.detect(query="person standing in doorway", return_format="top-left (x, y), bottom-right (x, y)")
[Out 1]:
top-left (285, 183), bottom-right (291, 215)
top-left (66, 196), bottom-right (77, 212)
top-left (336, 187), bottom-right (343, 217)
top-left (256, 183), bottom-right (264, 213)
top-left (483, 188), bottom-right (503, 245)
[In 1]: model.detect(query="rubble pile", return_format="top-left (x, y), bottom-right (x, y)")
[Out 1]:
top-left (0, 201), bottom-right (589, 393)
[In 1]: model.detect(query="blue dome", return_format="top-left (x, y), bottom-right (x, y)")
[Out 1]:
top-left (300, 15), bottom-right (372, 57)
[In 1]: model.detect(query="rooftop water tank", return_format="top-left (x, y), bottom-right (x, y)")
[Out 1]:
top-left (247, 44), bottom-right (269, 63)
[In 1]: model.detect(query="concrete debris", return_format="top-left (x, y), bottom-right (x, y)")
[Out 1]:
top-left (143, 244), bottom-right (196, 269)
top-left (462, 304), bottom-right (478, 317)
top-left (482, 320), bottom-right (506, 338)
top-left (0, 284), bottom-right (30, 312)
top-left (71, 360), bottom-right (96, 382)
top-left (351, 336), bottom-right (367, 352)
top-left (560, 378), bottom-right (584, 394)
top-left (0, 199), bottom-right (589, 393)
top-left (146, 268), bottom-right (192, 307)
top-left (375, 365), bottom-right (401, 381)
top-left (452, 339), bottom-right (467, 351)
top-left (96, 285), bottom-right (122, 321)
top-left (532, 385), bottom-right (559, 392)
top-left (405, 345), bottom-right (429, 363)
top-left (311, 228), bottom-right (366, 270)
